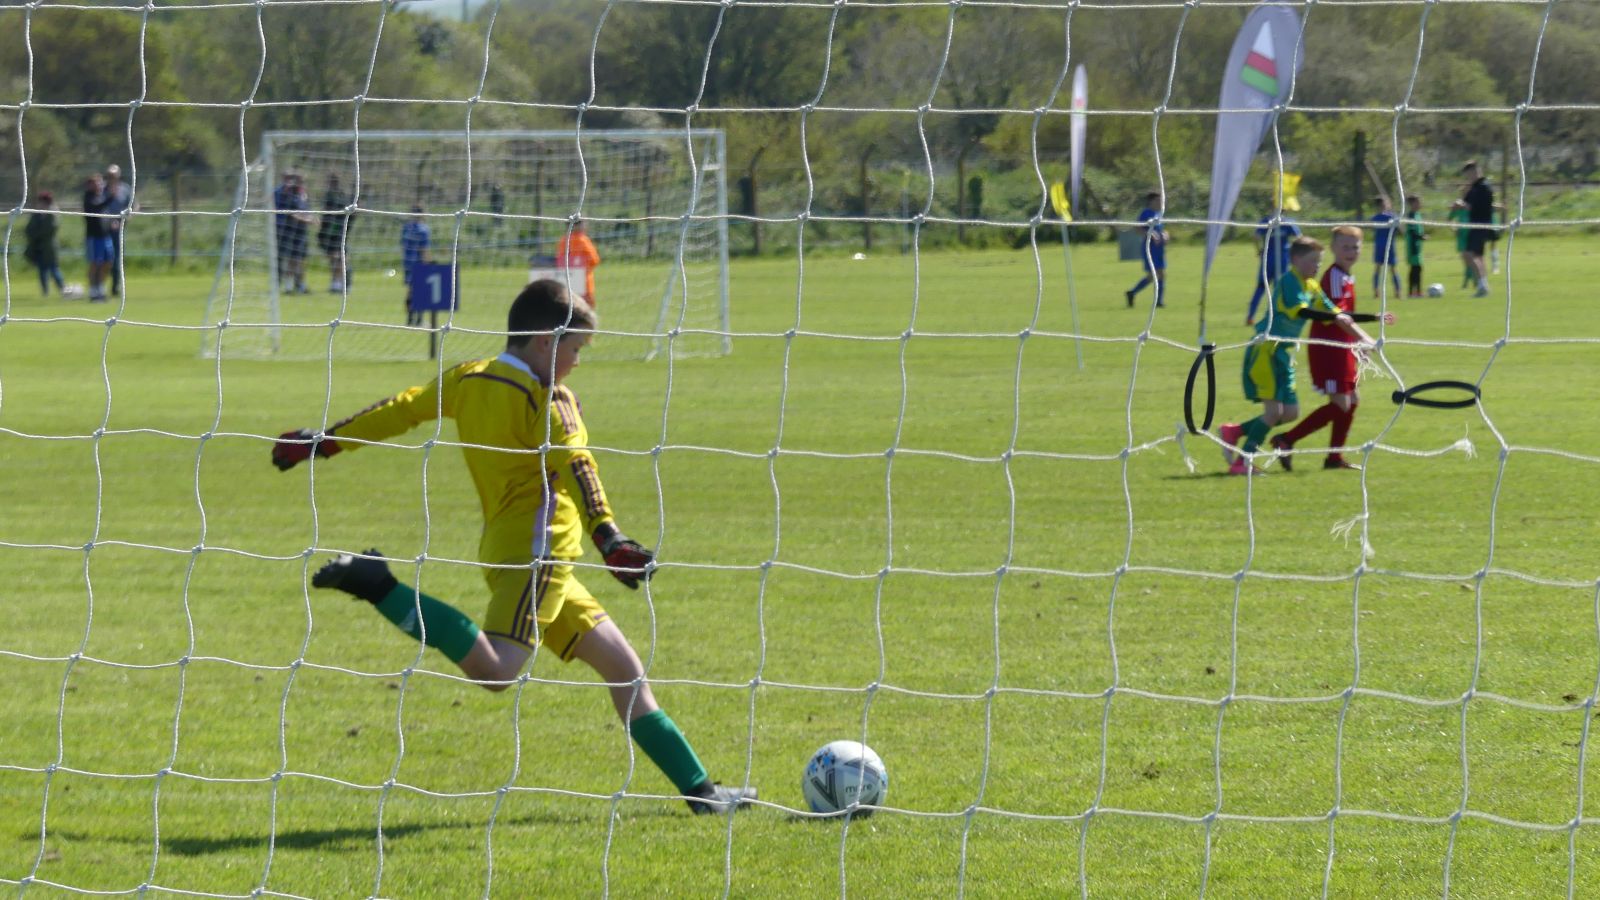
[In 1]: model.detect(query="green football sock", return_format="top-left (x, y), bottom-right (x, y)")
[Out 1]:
top-left (373, 582), bottom-right (481, 664)
top-left (629, 709), bottom-right (710, 795)
top-left (1241, 417), bottom-right (1271, 454)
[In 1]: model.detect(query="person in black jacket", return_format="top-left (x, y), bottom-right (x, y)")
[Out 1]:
top-left (317, 174), bottom-right (356, 293)
top-left (1454, 160), bottom-right (1495, 298)
top-left (24, 191), bottom-right (65, 297)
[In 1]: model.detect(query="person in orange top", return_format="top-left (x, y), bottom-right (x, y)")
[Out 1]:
top-left (555, 218), bottom-right (602, 305)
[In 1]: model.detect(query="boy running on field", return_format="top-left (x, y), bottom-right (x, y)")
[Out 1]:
top-left (1218, 236), bottom-right (1384, 476)
top-left (1270, 226), bottom-right (1397, 471)
top-left (271, 280), bottom-right (756, 815)
top-left (1124, 191), bottom-right (1167, 309)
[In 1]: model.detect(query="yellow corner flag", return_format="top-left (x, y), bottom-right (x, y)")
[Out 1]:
top-left (1049, 182), bottom-right (1072, 221)
top-left (1275, 172), bottom-right (1302, 212)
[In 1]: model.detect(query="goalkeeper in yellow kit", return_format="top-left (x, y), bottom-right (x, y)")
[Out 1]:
top-left (271, 279), bottom-right (755, 815)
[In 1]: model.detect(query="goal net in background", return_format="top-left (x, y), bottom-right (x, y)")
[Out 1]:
top-left (200, 129), bottom-right (730, 362)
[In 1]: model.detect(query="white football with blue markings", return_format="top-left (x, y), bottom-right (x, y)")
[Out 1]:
top-left (802, 740), bottom-right (887, 816)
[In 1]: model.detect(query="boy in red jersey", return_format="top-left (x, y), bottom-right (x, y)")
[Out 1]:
top-left (1271, 225), bottom-right (1395, 471)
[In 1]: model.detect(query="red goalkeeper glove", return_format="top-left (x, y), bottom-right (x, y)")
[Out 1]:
top-left (272, 429), bottom-right (343, 471)
top-left (593, 523), bottom-right (654, 590)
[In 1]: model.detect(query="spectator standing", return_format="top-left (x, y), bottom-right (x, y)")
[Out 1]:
top-left (273, 172), bottom-right (313, 294)
top-left (83, 173), bottom-right (114, 302)
top-left (555, 218), bottom-right (602, 305)
top-left (318, 174), bottom-right (356, 293)
top-left (400, 205), bottom-right (432, 326)
top-left (489, 182), bottom-right (506, 229)
top-left (1455, 160), bottom-right (1494, 298)
top-left (103, 164), bottom-right (132, 297)
top-left (24, 190), bottom-right (65, 297)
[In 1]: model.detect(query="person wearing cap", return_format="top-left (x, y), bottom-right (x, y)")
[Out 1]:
top-left (1452, 160), bottom-right (1494, 298)
top-left (24, 190), bottom-right (65, 297)
top-left (103, 164), bottom-right (133, 297)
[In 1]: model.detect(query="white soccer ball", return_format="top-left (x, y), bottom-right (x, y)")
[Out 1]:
top-left (386, 268), bottom-right (397, 278)
top-left (802, 740), bottom-right (888, 816)
top-left (1426, 282), bottom-right (1445, 297)
top-left (852, 252), bottom-right (867, 261)
top-left (60, 283), bottom-right (84, 299)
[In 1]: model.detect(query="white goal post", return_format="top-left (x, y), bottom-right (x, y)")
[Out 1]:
top-left (199, 129), bottom-right (731, 362)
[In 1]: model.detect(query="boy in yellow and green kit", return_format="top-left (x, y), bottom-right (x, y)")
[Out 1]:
top-left (272, 279), bottom-right (756, 815)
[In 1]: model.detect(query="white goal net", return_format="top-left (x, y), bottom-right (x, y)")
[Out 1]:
top-left (5, 0), bottom-right (1599, 896)
top-left (200, 129), bottom-right (730, 362)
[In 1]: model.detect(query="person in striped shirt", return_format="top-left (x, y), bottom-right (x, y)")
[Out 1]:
top-left (271, 280), bottom-right (756, 815)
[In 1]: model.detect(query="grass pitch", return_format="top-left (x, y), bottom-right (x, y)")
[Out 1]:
top-left (4, 231), bottom-right (1600, 897)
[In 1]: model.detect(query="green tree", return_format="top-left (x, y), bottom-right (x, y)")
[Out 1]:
top-left (591, 2), bottom-right (833, 111)
top-left (0, 7), bottom-right (221, 197)
top-left (164, 5), bottom-right (490, 146)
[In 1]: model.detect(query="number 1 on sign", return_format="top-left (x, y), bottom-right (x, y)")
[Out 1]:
top-left (408, 263), bottom-right (456, 312)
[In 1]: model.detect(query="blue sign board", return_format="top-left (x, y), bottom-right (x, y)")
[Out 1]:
top-left (408, 263), bottom-right (459, 312)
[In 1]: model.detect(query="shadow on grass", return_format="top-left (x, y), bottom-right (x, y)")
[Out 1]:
top-left (35, 803), bottom-right (688, 857)
top-left (163, 821), bottom-right (438, 856)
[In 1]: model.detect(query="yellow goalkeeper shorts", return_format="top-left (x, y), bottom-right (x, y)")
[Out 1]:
top-left (482, 561), bottom-right (609, 661)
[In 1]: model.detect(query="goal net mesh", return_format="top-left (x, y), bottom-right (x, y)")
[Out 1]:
top-left (3, 0), bottom-right (1597, 896)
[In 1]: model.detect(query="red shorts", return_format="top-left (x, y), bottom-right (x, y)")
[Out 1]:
top-left (1307, 344), bottom-right (1359, 396)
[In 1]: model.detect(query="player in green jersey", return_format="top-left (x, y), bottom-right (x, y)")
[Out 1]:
top-left (1218, 237), bottom-right (1385, 476)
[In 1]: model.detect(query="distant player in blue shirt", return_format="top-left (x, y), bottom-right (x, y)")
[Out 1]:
top-left (1246, 213), bottom-right (1301, 325)
top-left (1124, 191), bottom-right (1166, 308)
top-left (1370, 196), bottom-right (1401, 298)
top-left (400, 205), bottom-right (431, 326)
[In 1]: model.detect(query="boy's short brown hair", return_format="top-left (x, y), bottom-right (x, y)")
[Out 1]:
top-left (506, 279), bottom-right (598, 348)
top-left (1330, 225), bottom-right (1362, 240)
top-left (1288, 236), bottom-right (1325, 260)
top-left (1405, 194), bottom-right (1421, 204)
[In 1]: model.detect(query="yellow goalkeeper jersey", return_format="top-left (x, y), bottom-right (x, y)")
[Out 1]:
top-left (330, 352), bottom-right (615, 566)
